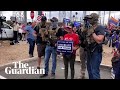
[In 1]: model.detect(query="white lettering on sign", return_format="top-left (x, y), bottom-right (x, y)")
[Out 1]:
top-left (58, 44), bottom-right (71, 50)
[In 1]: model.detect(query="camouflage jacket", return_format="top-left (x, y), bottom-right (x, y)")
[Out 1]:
top-left (81, 24), bottom-right (96, 45)
top-left (37, 22), bottom-right (59, 47)
top-left (47, 27), bottom-right (59, 47)
top-left (36, 22), bottom-right (49, 41)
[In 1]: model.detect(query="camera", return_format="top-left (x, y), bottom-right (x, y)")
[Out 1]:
top-left (0, 16), bottom-right (6, 22)
top-left (0, 16), bottom-right (6, 33)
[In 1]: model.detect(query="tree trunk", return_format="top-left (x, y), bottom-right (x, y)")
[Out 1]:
top-left (24, 11), bottom-right (27, 24)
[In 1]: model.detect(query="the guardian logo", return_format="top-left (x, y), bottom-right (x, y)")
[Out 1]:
top-left (5, 61), bottom-right (45, 74)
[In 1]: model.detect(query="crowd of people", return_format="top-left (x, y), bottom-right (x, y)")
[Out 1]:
top-left (10, 21), bottom-right (27, 45)
top-left (9, 13), bottom-right (120, 79)
top-left (105, 25), bottom-right (120, 79)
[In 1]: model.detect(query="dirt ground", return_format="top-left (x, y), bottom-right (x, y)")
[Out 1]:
top-left (76, 45), bottom-right (112, 66)
top-left (0, 41), bottom-right (112, 66)
top-left (0, 41), bottom-right (38, 65)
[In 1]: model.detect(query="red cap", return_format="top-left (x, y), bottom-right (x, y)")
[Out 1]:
top-left (64, 26), bottom-right (72, 30)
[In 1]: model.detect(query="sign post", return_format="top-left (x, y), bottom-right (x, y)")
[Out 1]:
top-left (30, 11), bottom-right (34, 22)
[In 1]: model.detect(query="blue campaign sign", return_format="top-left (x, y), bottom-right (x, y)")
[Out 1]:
top-left (57, 40), bottom-right (73, 53)
top-left (66, 19), bottom-right (70, 22)
top-left (74, 21), bottom-right (81, 27)
top-left (63, 18), bottom-right (70, 23)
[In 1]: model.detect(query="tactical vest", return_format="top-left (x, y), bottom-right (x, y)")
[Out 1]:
top-left (47, 27), bottom-right (59, 47)
top-left (37, 22), bottom-right (48, 42)
top-left (82, 24), bottom-right (96, 45)
top-left (38, 22), bottom-right (59, 47)
top-left (81, 24), bottom-right (102, 53)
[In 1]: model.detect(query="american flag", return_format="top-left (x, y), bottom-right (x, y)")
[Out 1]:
top-left (108, 16), bottom-right (119, 25)
top-left (108, 17), bottom-right (119, 30)
top-left (107, 23), bottom-right (115, 30)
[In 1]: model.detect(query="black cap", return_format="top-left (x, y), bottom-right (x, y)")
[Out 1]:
top-left (41, 16), bottom-right (47, 21)
top-left (83, 15), bottom-right (92, 20)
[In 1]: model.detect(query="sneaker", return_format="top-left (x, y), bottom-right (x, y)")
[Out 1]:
top-left (40, 74), bottom-right (48, 78)
top-left (50, 74), bottom-right (55, 79)
top-left (29, 54), bottom-right (34, 58)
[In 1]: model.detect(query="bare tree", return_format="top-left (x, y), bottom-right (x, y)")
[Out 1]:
top-left (0, 11), bottom-right (2, 16)
top-left (103, 11), bottom-right (105, 25)
top-left (108, 11), bottom-right (111, 19)
top-left (24, 11), bottom-right (27, 24)
top-left (98, 11), bottom-right (101, 24)
top-left (70, 11), bottom-right (72, 21)
top-left (49, 11), bottom-right (51, 19)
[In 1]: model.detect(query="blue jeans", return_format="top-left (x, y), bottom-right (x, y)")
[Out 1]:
top-left (87, 49), bottom-right (102, 79)
top-left (44, 46), bottom-right (57, 75)
top-left (27, 38), bottom-right (35, 56)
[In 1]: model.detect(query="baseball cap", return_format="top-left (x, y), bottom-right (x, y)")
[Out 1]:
top-left (64, 26), bottom-right (73, 32)
top-left (83, 15), bottom-right (92, 20)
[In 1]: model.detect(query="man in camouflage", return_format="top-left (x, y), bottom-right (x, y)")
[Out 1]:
top-left (77, 15), bottom-right (95, 79)
top-left (34, 16), bottom-right (48, 69)
top-left (40, 17), bottom-right (59, 79)
top-left (81, 13), bottom-right (105, 79)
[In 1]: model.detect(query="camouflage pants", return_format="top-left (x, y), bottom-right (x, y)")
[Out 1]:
top-left (80, 47), bottom-right (87, 74)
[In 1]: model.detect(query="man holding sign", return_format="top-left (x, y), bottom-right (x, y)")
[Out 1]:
top-left (61, 26), bottom-right (80, 79)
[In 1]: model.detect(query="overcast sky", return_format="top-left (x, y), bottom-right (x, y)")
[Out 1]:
top-left (1, 11), bottom-right (90, 20)
top-left (2, 11), bottom-right (120, 24)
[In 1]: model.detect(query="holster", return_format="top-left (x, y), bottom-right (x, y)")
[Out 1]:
top-left (86, 42), bottom-right (102, 53)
